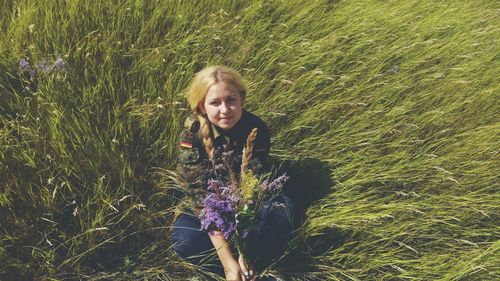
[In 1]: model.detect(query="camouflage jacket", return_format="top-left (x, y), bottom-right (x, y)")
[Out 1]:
top-left (176, 110), bottom-right (271, 212)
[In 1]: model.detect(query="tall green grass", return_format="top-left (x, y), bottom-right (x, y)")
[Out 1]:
top-left (1, 0), bottom-right (498, 280)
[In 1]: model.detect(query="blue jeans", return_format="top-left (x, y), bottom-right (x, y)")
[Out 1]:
top-left (172, 194), bottom-right (297, 275)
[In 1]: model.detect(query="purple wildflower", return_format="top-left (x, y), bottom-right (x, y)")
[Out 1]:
top-left (206, 179), bottom-right (221, 191)
top-left (200, 180), bottom-right (241, 239)
top-left (53, 56), bottom-right (66, 71)
top-left (38, 59), bottom-right (50, 73)
top-left (19, 59), bottom-right (30, 72)
top-left (260, 173), bottom-right (289, 192)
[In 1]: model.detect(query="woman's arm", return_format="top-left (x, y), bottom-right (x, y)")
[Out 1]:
top-left (210, 231), bottom-right (247, 281)
top-left (176, 117), bottom-right (207, 213)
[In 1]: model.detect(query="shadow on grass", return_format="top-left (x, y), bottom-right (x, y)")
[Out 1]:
top-left (274, 157), bottom-right (333, 212)
top-left (270, 157), bottom-right (346, 275)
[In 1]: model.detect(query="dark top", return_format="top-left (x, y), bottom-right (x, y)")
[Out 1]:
top-left (176, 110), bottom-right (271, 211)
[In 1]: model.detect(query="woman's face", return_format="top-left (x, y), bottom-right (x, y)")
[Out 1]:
top-left (200, 81), bottom-right (243, 131)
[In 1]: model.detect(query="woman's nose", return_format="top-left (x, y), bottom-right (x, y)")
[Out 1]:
top-left (220, 102), bottom-right (230, 113)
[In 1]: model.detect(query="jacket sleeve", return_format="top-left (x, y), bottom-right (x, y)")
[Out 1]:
top-left (175, 116), bottom-right (207, 211)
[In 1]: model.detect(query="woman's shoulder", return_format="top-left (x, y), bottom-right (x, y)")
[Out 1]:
top-left (179, 115), bottom-right (203, 150)
top-left (183, 115), bottom-right (200, 133)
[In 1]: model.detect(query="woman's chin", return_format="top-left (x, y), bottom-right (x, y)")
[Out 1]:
top-left (217, 120), bottom-right (235, 130)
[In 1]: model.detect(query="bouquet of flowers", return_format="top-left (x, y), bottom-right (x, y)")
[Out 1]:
top-left (199, 128), bottom-right (289, 269)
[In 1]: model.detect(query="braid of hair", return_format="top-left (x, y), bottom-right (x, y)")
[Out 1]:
top-left (197, 115), bottom-right (215, 159)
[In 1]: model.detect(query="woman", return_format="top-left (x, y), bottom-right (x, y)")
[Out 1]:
top-left (172, 65), bottom-right (296, 281)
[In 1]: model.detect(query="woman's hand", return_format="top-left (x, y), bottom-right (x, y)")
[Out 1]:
top-left (238, 255), bottom-right (255, 281)
top-left (222, 256), bottom-right (255, 281)
top-left (223, 259), bottom-right (245, 281)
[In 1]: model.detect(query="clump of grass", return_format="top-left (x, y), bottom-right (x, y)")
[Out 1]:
top-left (1, 0), bottom-right (498, 280)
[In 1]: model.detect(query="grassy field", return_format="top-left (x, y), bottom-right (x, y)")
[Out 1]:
top-left (1, 0), bottom-right (498, 280)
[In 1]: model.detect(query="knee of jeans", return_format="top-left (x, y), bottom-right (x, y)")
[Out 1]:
top-left (173, 236), bottom-right (203, 259)
top-left (270, 194), bottom-right (297, 218)
top-left (172, 227), bottom-right (213, 262)
top-left (273, 193), bottom-right (295, 207)
top-left (172, 233), bottom-right (222, 272)
top-left (172, 234), bottom-right (190, 260)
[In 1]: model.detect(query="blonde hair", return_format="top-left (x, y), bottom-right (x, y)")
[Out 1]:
top-left (186, 65), bottom-right (246, 158)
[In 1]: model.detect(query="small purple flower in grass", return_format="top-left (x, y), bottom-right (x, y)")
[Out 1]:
top-left (53, 57), bottom-right (65, 71)
top-left (39, 59), bottom-right (50, 73)
top-left (19, 59), bottom-right (30, 71)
